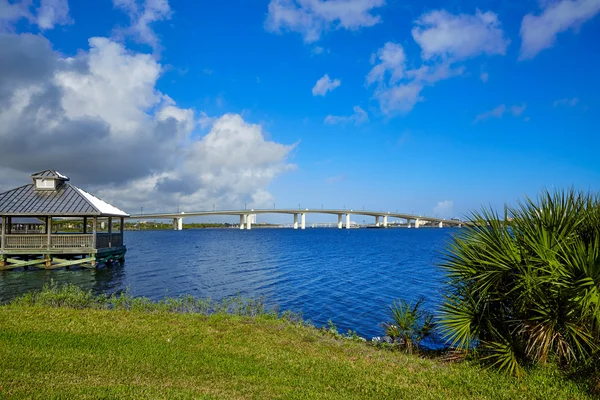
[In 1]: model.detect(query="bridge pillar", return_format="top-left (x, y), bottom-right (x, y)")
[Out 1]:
top-left (246, 214), bottom-right (252, 230)
top-left (177, 217), bottom-right (183, 231)
top-left (383, 215), bottom-right (388, 228)
top-left (337, 214), bottom-right (343, 229)
top-left (375, 216), bottom-right (380, 227)
top-left (172, 218), bottom-right (177, 230)
top-left (293, 213), bottom-right (298, 229)
top-left (406, 218), bottom-right (412, 228)
top-left (458, 223), bottom-right (462, 228)
top-left (438, 221), bottom-right (443, 228)
top-left (239, 215), bottom-right (245, 229)
top-left (345, 214), bottom-right (351, 229)
top-left (415, 218), bottom-right (421, 228)
top-left (301, 213), bottom-right (306, 230)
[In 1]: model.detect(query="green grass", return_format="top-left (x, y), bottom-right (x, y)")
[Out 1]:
top-left (0, 288), bottom-right (596, 399)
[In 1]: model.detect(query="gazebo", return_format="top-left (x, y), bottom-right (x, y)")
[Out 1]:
top-left (0, 170), bottom-right (129, 270)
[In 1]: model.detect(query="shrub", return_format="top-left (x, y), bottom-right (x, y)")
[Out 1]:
top-left (439, 189), bottom-right (600, 378)
top-left (381, 297), bottom-right (435, 352)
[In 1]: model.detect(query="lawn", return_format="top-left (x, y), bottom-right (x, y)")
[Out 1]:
top-left (0, 304), bottom-right (594, 399)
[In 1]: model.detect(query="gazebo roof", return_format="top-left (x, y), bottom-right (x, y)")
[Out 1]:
top-left (0, 182), bottom-right (129, 217)
top-left (30, 169), bottom-right (70, 181)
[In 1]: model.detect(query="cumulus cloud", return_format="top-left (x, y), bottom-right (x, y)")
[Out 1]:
top-left (265, 0), bottom-right (385, 42)
top-left (520, 0), bottom-right (600, 60)
top-left (474, 103), bottom-right (526, 123)
top-left (480, 72), bottom-right (489, 82)
top-left (412, 9), bottom-right (509, 60)
top-left (324, 106), bottom-right (368, 124)
top-left (365, 42), bottom-right (406, 85)
top-left (0, 32), bottom-right (296, 212)
top-left (553, 97), bottom-right (580, 107)
top-left (37, 0), bottom-right (70, 29)
top-left (367, 9), bottom-right (508, 115)
top-left (312, 73), bottom-right (341, 96)
top-left (113, 0), bottom-right (172, 50)
top-left (0, 0), bottom-right (71, 30)
top-left (433, 200), bottom-right (454, 218)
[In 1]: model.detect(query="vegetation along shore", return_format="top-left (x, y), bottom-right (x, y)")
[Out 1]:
top-left (0, 282), bottom-right (596, 399)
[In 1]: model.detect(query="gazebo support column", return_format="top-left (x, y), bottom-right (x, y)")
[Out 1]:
top-left (1, 216), bottom-right (5, 251)
top-left (92, 217), bottom-right (97, 267)
top-left (45, 217), bottom-right (52, 267)
top-left (108, 217), bottom-right (113, 247)
top-left (46, 216), bottom-right (52, 251)
top-left (119, 217), bottom-right (125, 262)
top-left (0, 217), bottom-right (4, 268)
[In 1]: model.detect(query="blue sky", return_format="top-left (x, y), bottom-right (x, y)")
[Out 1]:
top-left (1, 0), bottom-right (599, 219)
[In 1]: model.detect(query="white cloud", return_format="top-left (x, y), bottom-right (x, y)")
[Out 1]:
top-left (37, 0), bottom-right (70, 29)
top-left (412, 9), bottom-right (510, 61)
top-left (265, 0), bottom-right (385, 42)
top-left (312, 73), bottom-right (341, 96)
top-left (365, 42), bottom-right (406, 85)
top-left (520, 0), bottom-right (600, 60)
top-left (480, 72), bottom-right (489, 82)
top-left (553, 97), bottom-right (580, 107)
top-left (374, 82), bottom-right (424, 115)
top-left (474, 103), bottom-right (526, 123)
top-left (433, 200), bottom-right (454, 218)
top-left (0, 33), bottom-right (296, 212)
top-left (324, 105), bottom-right (368, 125)
top-left (113, 0), bottom-right (172, 50)
top-left (311, 46), bottom-right (328, 55)
top-left (0, 0), bottom-right (71, 31)
top-left (366, 9), bottom-right (508, 115)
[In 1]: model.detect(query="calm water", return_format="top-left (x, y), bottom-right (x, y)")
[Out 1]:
top-left (0, 228), bottom-right (455, 340)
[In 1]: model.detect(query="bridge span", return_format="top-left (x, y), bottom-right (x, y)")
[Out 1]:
top-left (127, 209), bottom-right (467, 231)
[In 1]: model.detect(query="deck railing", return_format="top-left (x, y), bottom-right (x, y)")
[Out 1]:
top-left (5, 235), bottom-right (48, 249)
top-left (96, 233), bottom-right (123, 249)
top-left (2, 233), bottom-right (123, 251)
top-left (51, 234), bottom-right (93, 249)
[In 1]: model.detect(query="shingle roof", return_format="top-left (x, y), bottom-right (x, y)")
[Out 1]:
top-left (0, 183), bottom-right (128, 217)
top-left (30, 170), bottom-right (70, 180)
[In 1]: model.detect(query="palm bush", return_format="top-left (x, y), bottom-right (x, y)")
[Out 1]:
top-left (382, 297), bottom-right (435, 352)
top-left (439, 189), bottom-right (600, 377)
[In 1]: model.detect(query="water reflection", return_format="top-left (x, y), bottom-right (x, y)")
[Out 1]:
top-left (0, 264), bottom-right (126, 301)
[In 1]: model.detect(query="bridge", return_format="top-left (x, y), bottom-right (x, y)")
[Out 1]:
top-left (127, 209), bottom-right (467, 230)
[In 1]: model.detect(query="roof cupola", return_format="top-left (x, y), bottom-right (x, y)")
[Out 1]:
top-left (30, 170), bottom-right (70, 191)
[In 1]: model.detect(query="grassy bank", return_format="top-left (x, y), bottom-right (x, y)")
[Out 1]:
top-left (0, 289), bottom-right (595, 399)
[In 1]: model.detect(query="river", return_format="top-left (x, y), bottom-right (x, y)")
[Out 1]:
top-left (0, 227), bottom-right (456, 341)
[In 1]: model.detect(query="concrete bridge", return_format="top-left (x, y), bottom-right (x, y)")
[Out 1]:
top-left (127, 209), bottom-right (467, 231)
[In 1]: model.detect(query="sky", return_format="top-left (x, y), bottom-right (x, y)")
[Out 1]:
top-left (0, 0), bottom-right (599, 221)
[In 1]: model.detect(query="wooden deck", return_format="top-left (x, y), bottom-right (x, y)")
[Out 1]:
top-left (0, 233), bottom-right (123, 254)
top-left (0, 233), bottom-right (126, 270)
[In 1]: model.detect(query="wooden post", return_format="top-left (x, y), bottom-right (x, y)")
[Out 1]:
top-left (108, 217), bottom-right (112, 248)
top-left (83, 217), bottom-right (87, 234)
top-left (47, 216), bottom-right (52, 250)
top-left (1, 216), bottom-right (5, 251)
top-left (92, 217), bottom-right (97, 249)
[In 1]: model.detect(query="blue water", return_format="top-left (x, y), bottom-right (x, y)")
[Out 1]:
top-left (0, 228), bottom-right (455, 340)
